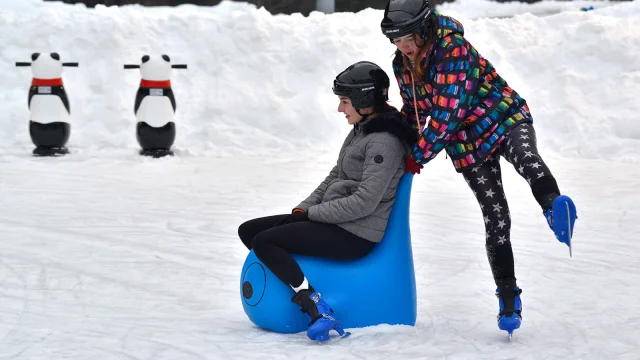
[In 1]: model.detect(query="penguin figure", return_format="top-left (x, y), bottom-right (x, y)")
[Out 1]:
top-left (16, 53), bottom-right (78, 156)
top-left (125, 54), bottom-right (187, 158)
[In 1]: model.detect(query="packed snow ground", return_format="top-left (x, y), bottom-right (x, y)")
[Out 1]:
top-left (1, 0), bottom-right (639, 359)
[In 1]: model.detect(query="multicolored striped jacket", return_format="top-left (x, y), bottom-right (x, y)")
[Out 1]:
top-left (393, 11), bottom-right (533, 172)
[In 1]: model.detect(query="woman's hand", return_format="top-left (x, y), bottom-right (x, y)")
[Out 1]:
top-left (272, 212), bottom-right (309, 227)
top-left (405, 155), bottom-right (424, 174)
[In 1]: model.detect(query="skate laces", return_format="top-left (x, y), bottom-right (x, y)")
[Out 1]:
top-left (311, 292), bottom-right (321, 303)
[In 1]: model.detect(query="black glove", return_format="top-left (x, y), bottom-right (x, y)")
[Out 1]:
top-left (273, 212), bottom-right (309, 227)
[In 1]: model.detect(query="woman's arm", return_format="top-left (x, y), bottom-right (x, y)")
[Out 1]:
top-left (307, 133), bottom-right (406, 223)
top-left (411, 34), bottom-right (482, 165)
top-left (294, 165), bottom-right (339, 212)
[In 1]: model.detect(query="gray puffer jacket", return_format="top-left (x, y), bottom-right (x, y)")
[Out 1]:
top-left (295, 111), bottom-right (417, 242)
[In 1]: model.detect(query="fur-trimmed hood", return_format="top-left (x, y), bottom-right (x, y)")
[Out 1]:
top-left (360, 111), bottom-right (418, 148)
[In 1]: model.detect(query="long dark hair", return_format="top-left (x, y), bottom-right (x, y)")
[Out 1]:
top-left (396, 13), bottom-right (438, 83)
top-left (373, 102), bottom-right (399, 115)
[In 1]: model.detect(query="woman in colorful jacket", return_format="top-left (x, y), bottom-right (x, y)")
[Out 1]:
top-left (380, 0), bottom-right (578, 337)
top-left (237, 61), bottom-right (417, 342)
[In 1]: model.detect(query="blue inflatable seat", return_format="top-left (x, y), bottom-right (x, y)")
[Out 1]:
top-left (240, 173), bottom-right (417, 333)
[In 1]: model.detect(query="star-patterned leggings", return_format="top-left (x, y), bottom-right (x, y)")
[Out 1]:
top-left (461, 122), bottom-right (560, 287)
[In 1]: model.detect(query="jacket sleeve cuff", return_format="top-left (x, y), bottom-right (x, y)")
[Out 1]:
top-left (295, 202), bottom-right (312, 212)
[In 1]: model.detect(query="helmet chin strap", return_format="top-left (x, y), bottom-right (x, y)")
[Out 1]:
top-left (355, 108), bottom-right (371, 123)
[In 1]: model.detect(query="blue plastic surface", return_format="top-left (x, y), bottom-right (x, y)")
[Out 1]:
top-left (239, 173), bottom-right (417, 333)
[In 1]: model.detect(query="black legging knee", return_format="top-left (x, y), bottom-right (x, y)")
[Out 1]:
top-left (238, 215), bottom-right (375, 288)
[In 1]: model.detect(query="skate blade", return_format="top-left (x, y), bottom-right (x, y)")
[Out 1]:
top-left (566, 201), bottom-right (573, 258)
top-left (506, 328), bottom-right (516, 341)
top-left (315, 331), bottom-right (351, 344)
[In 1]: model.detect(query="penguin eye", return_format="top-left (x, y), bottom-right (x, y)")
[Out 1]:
top-left (141, 55), bottom-right (150, 63)
top-left (50, 53), bottom-right (60, 61)
top-left (162, 54), bottom-right (170, 62)
top-left (31, 53), bottom-right (40, 61)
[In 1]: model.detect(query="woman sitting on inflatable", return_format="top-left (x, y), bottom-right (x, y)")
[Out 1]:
top-left (238, 61), bottom-right (417, 342)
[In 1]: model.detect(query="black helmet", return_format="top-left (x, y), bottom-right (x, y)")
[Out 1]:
top-left (332, 61), bottom-right (390, 110)
top-left (380, 0), bottom-right (432, 42)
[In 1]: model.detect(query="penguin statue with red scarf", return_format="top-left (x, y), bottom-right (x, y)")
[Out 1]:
top-left (125, 54), bottom-right (187, 158)
top-left (16, 52), bottom-right (78, 156)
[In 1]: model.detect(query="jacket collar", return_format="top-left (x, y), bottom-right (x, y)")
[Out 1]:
top-left (354, 111), bottom-right (418, 147)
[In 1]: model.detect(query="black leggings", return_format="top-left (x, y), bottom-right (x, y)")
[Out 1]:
top-left (461, 122), bottom-right (560, 287)
top-left (238, 215), bottom-right (375, 289)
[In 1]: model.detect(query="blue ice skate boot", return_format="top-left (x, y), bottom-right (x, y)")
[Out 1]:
top-left (291, 287), bottom-right (349, 343)
top-left (495, 285), bottom-right (523, 339)
top-left (544, 194), bottom-right (577, 255)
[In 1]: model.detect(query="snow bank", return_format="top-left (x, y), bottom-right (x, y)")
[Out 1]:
top-left (0, 0), bottom-right (638, 161)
